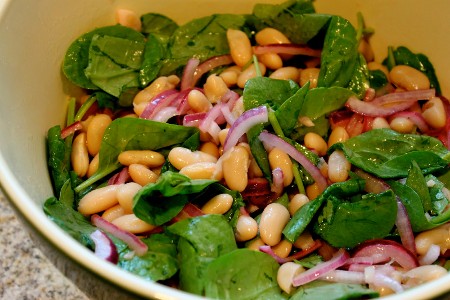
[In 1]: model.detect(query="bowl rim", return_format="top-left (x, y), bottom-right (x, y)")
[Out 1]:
top-left (1, 0), bottom-right (450, 299)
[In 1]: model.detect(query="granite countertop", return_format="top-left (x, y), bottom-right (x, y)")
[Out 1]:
top-left (0, 190), bottom-right (89, 300)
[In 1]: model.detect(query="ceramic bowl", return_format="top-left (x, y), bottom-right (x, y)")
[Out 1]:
top-left (0, 0), bottom-right (449, 299)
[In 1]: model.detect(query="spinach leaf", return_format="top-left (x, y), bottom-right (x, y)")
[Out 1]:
top-left (63, 25), bottom-right (145, 90)
top-left (204, 249), bottom-right (285, 300)
top-left (167, 214), bottom-right (237, 295)
top-left (84, 34), bottom-right (145, 97)
top-left (140, 13), bottom-right (178, 42)
top-left (317, 16), bottom-right (363, 96)
top-left (388, 181), bottom-right (438, 232)
top-left (405, 161), bottom-right (433, 213)
top-left (368, 69), bottom-right (389, 92)
top-left (291, 281), bottom-right (378, 300)
top-left (43, 197), bottom-right (95, 248)
top-left (75, 118), bottom-right (198, 192)
top-left (275, 82), bottom-right (309, 136)
top-left (252, 0), bottom-right (330, 45)
top-left (47, 125), bottom-right (72, 196)
top-left (243, 77), bottom-right (300, 110)
top-left (139, 34), bottom-right (167, 87)
top-left (160, 14), bottom-right (247, 76)
top-left (247, 124), bottom-right (272, 180)
top-left (292, 87), bottom-right (355, 139)
top-left (346, 53), bottom-right (370, 98)
top-left (386, 46), bottom-right (441, 95)
top-left (329, 128), bottom-right (450, 179)
top-left (283, 179), bottom-right (366, 243)
top-left (117, 233), bottom-right (178, 281)
top-left (133, 171), bottom-right (217, 226)
top-left (425, 174), bottom-right (449, 215)
top-left (313, 190), bottom-right (397, 248)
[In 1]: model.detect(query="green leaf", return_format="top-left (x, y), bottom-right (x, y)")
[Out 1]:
top-left (160, 14), bottom-right (247, 76)
top-left (118, 233), bottom-right (178, 281)
top-left (133, 171), bottom-right (218, 226)
top-left (167, 214), bottom-right (237, 294)
top-left (75, 118), bottom-right (198, 192)
top-left (406, 161), bottom-right (433, 213)
top-left (140, 13), bottom-right (178, 42)
top-left (85, 34), bottom-right (145, 97)
top-left (47, 125), bottom-right (71, 196)
top-left (275, 82), bottom-right (309, 136)
top-left (139, 34), bottom-right (167, 87)
top-left (313, 190), bottom-right (397, 248)
top-left (317, 16), bottom-right (362, 93)
top-left (252, 0), bottom-right (330, 45)
top-left (204, 249), bottom-right (285, 300)
top-left (243, 77), bottom-right (299, 110)
top-left (329, 128), bottom-right (450, 178)
top-left (63, 25), bottom-right (145, 90)
top-left (291, 281), bottom-right (378, 300)
top-left (43, 197), bottom-right (95, 248)
top-left (283, 179), bottom-right (365, 243)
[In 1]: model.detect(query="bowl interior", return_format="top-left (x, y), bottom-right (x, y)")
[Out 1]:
top-left (0, 0), bottom-right (449, 299)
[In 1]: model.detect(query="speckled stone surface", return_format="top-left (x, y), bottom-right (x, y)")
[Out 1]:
top-left (0, 190), bottom-right (90, 300)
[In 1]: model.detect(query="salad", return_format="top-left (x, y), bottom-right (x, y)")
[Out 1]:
top-left (44, 0), bottom-right (450, 299)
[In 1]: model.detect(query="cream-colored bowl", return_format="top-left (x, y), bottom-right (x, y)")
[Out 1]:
top-left (0, 0), bottom-right (449, 299)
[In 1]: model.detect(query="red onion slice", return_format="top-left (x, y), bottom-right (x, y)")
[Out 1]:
top-left (61, 121), bottom-right (83, 139)
top-left (153, 106), bottom-right (179, 123)
top-left (91, 214), bottom-right (148, 256)
top-left (371, 89), bottom-right (435, 106)
top-left (271, 168), bottom-right (284, 194)
top-left (90, 229), bottom-right (119, 264)
top-left (390, 111), bottom-right (429, 132)
top-left (259, 131), bottom-right (328, 193)
top-left (192, 55), bottom-right (234, 86)
top-left (320, 270), bottom-right (365, 284)
top-left (223, 106), bottom-right (268, 152)
top-left (253, 44), bottom-right (322, 57)
top-left (395, 199), bottom-right (417, 255)
top-left (108, 167), bottom-right (130, 185)
top-left (140, 89), bottom-right (179, 119)
top-left (292, 248), bottom-right (350, 286)
top-left (346, 96), bottom-right (415, 117)
top-left (181, 58), bottom-right (200, 90)
top-left (171, 203), bottom-right (205, 222)
top-left (183, 112), bottom-right (206, 127)
top-left (418, 244), bottom-right (441, 265)
top-left (259, 240), bottom-right (322, 264)
top-left (353, 239), bottom-right (419, 270)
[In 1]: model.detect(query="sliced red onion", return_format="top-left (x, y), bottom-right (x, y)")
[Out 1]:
top-left (346, 96), bottom-right (415, 117)
top-left (253, 44), bottom-right (322, 58)
top-left (365, 267), bottom-right (404, 293)
top-left (90, 229), bottom-right (119, 264)
top-left (418, 244), bottom-right (441, 265)
top-left (259, 131), bottom-right (328, 193)
top-left (140, 89), bottom-right (179, 119)
top-left (353, 239), bottom-right (419, 270)
top-left (345, 113), bottom-right (365, 137)
top-left (181, 58), bottom-right (200, 90)
top-left (176, 88), bottom-right (194, 115)
top-left (153, 106), bottom-right (179, 123)
top-left (395, 198), bottom-right (417, 255)
top-left (220, 105), bottom-right (236, 125)
top-left (363, 88), bottom-right (376, 102)
top-left (199, 102), bottom-right (226, 132)
top-left (371, 89), bottom-right (435, 106)
top-left (223, 106), bottom-right (268, 152)
top-left (183, 112), bottom-right (206, 127)
top-left (390, 111), bottom-right (429, 132)
top-left (320, 270), bottom-right (365, 284)
top-left (91, 214), bottom-right (148, 256)
top-left (292, 248), bottom-right (350, 286)
top-left (192, 54), bottom-right (234, 86)
top-left (259, 240), bottom-right (322, 264)
top-left (271, 167), bottom-right (284, 195)
top-left (108, 167), bottom-right (130, 185)
top-left (61, 121), bottom-right (83, 139)
top-left (171, 203), bottom-right (204, 222)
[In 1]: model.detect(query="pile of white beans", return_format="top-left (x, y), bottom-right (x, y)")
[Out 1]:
top-left (69, 11), bottom-right (450, 296)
